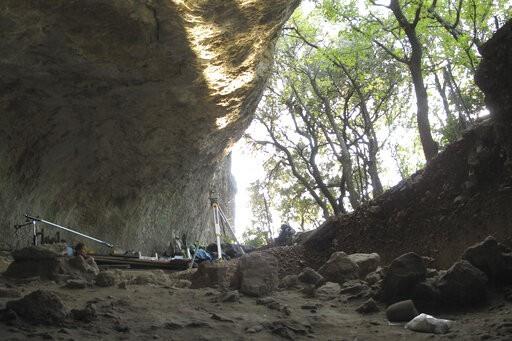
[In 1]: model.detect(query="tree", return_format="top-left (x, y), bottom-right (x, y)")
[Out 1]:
top-left (247, 9), bottom-right (404, 221)
top-left (246, 1), bottom-right (510, 229)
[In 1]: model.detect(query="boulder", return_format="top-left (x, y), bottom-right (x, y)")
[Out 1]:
top-left (238, 253), bottom-right (279, 297)
top-left (347, 253), bottom-right (381, 279)
top-left (298, 267), bottom-right (325, 287)
top-left (380, 252), bottom-right (426, 304)
top-left (411, 278), bottom-right (441, 311)
top-left (5, 248), bottom-right (99, 281)
top-left (12, 245), bottom-right (66, 261)
top-left (386, 300), bottom-right (419, 323)
top-left (95, 271), bottom-right (117, 287)
top-left (6, 290), bottom-right (68, 325)
top-left (437, 260), bottom-right (488, 307)
top-left (318, 252), bottom-right (359, 284)
top-left (462, 236), bottom-right (512, 284)
top-left (191, 261), bottom-right (238, 290)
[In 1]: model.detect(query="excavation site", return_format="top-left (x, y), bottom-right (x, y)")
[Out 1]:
top-left (0, 1), bottom-right (511, 340)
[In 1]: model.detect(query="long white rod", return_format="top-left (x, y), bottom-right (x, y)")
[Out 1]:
top-left (25, 214), bottom-right (114, 248)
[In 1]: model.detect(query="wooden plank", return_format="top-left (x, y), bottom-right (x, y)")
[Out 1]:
top-left (92, 255), bottom-right (191, 270)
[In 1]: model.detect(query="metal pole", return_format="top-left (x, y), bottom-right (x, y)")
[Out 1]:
top-left (25, 214), bottom-right (113, 248)
top-left (218, 206), bottom-right (245, 255)
top-left (212, 204), bottom-right (222, 260)
top-left (32, 220), bottom-right (37, 246)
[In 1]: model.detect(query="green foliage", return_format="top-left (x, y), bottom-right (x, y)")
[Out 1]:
top-left (245, 0), bottom-right (509, 230)
top-left (242, 227), bottom-right (268, 248)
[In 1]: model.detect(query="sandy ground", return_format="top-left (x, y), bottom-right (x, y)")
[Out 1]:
top-left (1, 268), bottom-right (512, 341)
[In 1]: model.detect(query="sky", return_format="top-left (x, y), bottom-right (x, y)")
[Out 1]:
top-left (229, 0), bottom-right (399, 240)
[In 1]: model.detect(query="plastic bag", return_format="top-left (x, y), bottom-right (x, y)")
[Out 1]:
top-left (405, 313), bottom-right (453, 334)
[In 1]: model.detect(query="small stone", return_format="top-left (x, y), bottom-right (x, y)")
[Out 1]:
top-left (114, 324), bottom-right (130, 332)
top-left (386, 300), bottom-right (419, 323)
top-left (256, 296), bottom-right (276, 306)
top-left (356, 298), bottom-right (379, 314)
top-left (318, 252), bottom-right (359, 284)
top-left (219, 290), bottom-right (239, 303)
top-left (211, 313), bottom-right (234, 323)
top-left (298, 267), bottom-right (325, 287)
top-left (280, 274), bottom-right (300, 289)
top-left (71, 303), bottom-right (97, 323)
top-left (246, 324), bottom-right (264, 334)
top-left (347, 253), bottom-right (381, 279)
top-left (174, 279), bottom-right (192, 288)
top-left (316, 282), bottom-right (341, 300)
top-left (186, 320), bottom-right (211, 328)
top-left (164, 321), bottom-right (184, 330)
top-left (65, 279), bottom-right (88, 289)
top-left (95, 272), bottom-right (116, 287)
top-left (0, 288), bottom-right (21, 298)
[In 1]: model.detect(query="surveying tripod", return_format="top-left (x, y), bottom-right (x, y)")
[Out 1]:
top-left (190, 191), bottom-right (245, 267)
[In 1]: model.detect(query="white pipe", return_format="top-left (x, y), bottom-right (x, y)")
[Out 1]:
top-left (212, 204), bottom-right (222, 259)
top-left (25, 214), bottom-right (114, 248)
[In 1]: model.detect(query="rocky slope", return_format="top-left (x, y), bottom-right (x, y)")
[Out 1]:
top-left (302, 20), bottom-right (512, 269)
top-left (0, 0), bottom-right (299, 252)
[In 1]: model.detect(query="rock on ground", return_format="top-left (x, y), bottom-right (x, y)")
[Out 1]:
top-left (380, 252), bottom-right (426, 304)
top-left (318, 252), bottom-right (359, 284)
top-left (316, 282), bottom-right (341, 300)
top-left (347, 253), bottom-right (381, 279)
top-left (5, 246), bottom-right (99, 281)
top-left (386, 300), bottom-right (419, 323)
top-left (11, 245), bottom-right (66, 261)
top-left (356, 298), bottom-right (380, 314)
top-left (191, 261), bottom-right (239, 290)
top-left (238, 253), bottom-right (279, 297)
top-left (437, 260), bottom-right (488, 307)
top-left (6, 290), bottom-right (68, 325)
top-left (462, 236), bottom-right (512, 284)
top-left (71, 303), bottom-right (97, 323)
top-left (298, 267), bottom-right (324, 287)
top-left (95, 271), bottom-right (117, 287)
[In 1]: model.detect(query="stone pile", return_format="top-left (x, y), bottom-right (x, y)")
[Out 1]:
top-left (4, 245), bottom-right (99, 283)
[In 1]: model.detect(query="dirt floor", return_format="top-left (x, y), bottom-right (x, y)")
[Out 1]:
top-left (0, 267), bottom-right (511, 341)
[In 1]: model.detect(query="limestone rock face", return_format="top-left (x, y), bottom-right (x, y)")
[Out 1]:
top-left (0, 0), bottom-right (299, 252)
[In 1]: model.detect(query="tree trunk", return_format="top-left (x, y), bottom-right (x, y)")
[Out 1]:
top-left (409, 58), bottom-right (438, 161)
top-left (390, 0), bottom-right (438, 161)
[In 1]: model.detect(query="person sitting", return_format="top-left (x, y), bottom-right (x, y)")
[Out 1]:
top-left (74, 242), bottom-right (95, 265)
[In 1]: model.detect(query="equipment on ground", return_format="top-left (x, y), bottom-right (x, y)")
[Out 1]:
top-left (189, 191), bottom-right (245, 268)
top-left (14, 214), bottom-right (114, 248)
top-left (208, 190), bottom-right (245, 260)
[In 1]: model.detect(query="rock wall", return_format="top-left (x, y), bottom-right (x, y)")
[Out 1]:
top-left (476, 20), bottom-right (512, 170)
top-left (0, 0), bottom-right (299, 252)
